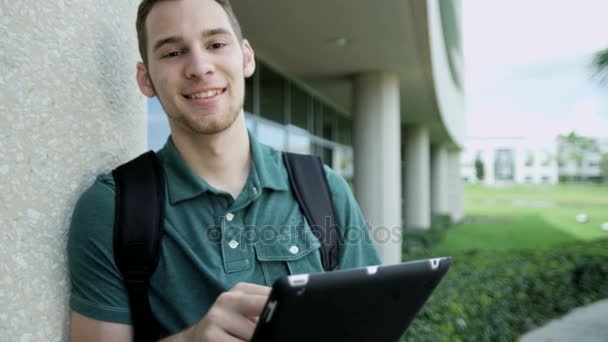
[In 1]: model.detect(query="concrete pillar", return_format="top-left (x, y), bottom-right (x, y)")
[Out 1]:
top-left (353, 72), bottom-right (402, 265)
top-left (403, 125), bottom-right (431, 229)
top-left (447, 150), bottom-right (465, 223)
top-left (431, 145), bottom-right (450, 216)
top-left (1, 2), bottom-right (145, 339)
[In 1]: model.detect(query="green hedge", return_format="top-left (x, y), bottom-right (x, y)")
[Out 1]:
top-left (402, 214), bottom-right (451, 256)
top-left (402, 239), bottom-right (608, 341)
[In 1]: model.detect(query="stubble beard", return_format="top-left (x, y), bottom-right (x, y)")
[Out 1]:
top-left (169, 99), bottom-right (243, 136)
top-left (153, 80), bottom-right (244, 136)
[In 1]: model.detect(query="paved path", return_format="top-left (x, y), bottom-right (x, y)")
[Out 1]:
top-left (519, 299), bottom-right (608, 342)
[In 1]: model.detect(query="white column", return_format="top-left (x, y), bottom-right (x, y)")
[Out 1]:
top-left (0, 2), bottom-right (145, 339)
top-left (447, 150), bottom-right (465, 223)
top-left (403, 125), bottom-right (431, 229)
top-left (431, 145), bottom-right (450, 216)
top-left (353, 72), bottom-right (402, 265)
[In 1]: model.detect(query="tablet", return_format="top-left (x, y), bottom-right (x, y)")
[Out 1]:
top-left (251, 257), bottom-right (452, 342)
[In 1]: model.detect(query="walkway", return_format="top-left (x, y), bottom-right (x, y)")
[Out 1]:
top-left (520, 299), bottom-right (608, 341)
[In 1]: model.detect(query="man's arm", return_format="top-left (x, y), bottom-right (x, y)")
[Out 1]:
top-left (70, 282), bottom-right (269, 342)
top-left (70, 311), bottom-right (132, 342)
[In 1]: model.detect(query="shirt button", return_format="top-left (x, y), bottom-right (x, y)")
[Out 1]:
top-left (226, 213), bottom-right (235, 222)
top-left (228, 240), bottom-right (239, 249)
top-left (252, 186), bottom-right (258, 194)
top-left (289, 245), bottom-right (299, 254)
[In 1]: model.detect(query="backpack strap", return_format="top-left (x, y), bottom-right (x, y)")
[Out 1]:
top-left (112, 151), bottom-right (165, 342)
top-left (282, 152), bottom-right (342, 271)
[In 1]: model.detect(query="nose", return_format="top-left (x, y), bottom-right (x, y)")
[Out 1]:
top-left (184, 48), bottom-right (214, 79)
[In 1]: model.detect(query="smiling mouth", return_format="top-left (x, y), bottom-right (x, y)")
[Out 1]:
top-left (184, 88), bottom-right (227, 100)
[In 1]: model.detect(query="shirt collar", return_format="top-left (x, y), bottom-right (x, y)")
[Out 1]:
top-left (157, 130), bottom-right (289, 204)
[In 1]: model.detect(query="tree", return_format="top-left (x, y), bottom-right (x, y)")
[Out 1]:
top-left (601, 153), bottom-right (608, 183)
top-left (557, 132), bottom-right (598, 182)
top-left (592, 48), bottom-right (608, 84)
top-left (474, 153), bottom-right (485, 182)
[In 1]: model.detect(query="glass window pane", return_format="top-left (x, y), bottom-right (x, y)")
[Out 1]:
top-left (337, 116), bottom-right (353, 145)
top-left (148, 97), bottom-right (170, 151)
top-left (257, 121), bottom-right (286, 151)
top-left (260, 64), bottom-right (285, 124)
top-left (290, 84), bottom-right (309, 130)
top-left (313, 101), bottom-right (323, 137)
top-left (244, 73), bottom-right (254, 114)
top-left (287, 131), bottom-right (311, 154)
top-left (322, 106), bottom-right (337, 141)
top-left (334, 146), bottom-right (354, 179)
top-left (312, 143), bottom-right (333, 167)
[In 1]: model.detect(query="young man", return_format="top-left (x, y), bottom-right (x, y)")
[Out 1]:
top-left (68, 0), bottom-right (381, 341)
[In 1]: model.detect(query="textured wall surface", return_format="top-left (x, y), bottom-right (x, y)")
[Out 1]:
top-left (0, 1), bottom-right (146, 339)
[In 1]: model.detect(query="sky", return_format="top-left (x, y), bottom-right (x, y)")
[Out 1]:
top-left (464, 0), bottom-right (608, 140)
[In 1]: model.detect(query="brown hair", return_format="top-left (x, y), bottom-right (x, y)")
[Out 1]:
top-left (136, 0), bottom-right (244, 65)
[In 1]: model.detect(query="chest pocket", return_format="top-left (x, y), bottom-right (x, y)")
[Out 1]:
top-left (254, 217), bottom-right (324, 286)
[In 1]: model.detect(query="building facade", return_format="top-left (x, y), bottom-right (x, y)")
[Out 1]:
top-left (461, 136), bottom-right (608, 185)
top-left (461, 137), bottom-right (560, 185)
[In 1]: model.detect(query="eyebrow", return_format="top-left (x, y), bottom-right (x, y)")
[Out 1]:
top-left (152, 28), bottom-right (234, 53)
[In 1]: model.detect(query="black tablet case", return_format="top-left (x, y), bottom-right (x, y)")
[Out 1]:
top-left (251, 257), bottom-right (452, 342)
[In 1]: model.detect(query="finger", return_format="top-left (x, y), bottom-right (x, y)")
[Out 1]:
top-left (232, 282), bottom-right (272, 296)
top-left (216, 292), bottom-right (269, 319)
top-left (206, 324), bottom-right (249, 342)
top-left (215, 310), bottom-right (257, 341)
top-left (208, 302), bottom-right (258, 341)
top-left (233, 293), bottom-right (269, 318)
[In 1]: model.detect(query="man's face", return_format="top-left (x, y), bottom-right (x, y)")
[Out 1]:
top-left (137, 0), bottom-right (255, 135)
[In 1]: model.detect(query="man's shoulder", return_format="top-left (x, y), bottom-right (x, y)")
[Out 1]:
top-left (83, 173), bottom-right (117, 199)
top-left (322, 165), bottom-right (350, 195)
top-left (70, 173), bottom-right (117, 228)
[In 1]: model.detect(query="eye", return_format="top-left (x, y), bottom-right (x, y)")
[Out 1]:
top-left (210, 42), bottom-right (227, 50)
top-left (162, 50), bottom-right (184, 58)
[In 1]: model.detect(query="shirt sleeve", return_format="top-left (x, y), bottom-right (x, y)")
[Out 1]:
top-left (67, 175), bottom-right (132, 324)
top-left (324, 166), bottom-right (383, 268)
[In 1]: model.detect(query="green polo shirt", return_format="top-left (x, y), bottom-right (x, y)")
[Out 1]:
top-left (68, 132), bottom-right (381, 335)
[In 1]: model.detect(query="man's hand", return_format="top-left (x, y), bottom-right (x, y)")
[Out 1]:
top-left (167, 282), bottom-right (271, 342)
top-left (70, 282), bottom-right (270, 342)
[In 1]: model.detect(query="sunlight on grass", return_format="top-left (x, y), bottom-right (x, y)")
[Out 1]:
top-left (431, 183), bottom-right (608, 255)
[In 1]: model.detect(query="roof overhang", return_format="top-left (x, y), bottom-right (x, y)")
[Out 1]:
top-left (231, 0), bottom-right (464, 148)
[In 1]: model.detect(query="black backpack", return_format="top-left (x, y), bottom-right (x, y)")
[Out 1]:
top-left (111, 151), bottom-right (342, 341)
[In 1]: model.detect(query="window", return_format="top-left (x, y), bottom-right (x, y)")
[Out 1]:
top-left (244, 73), bottom-right (254, 114)
top-left (290, 84), bottom-right (310, 130)
top-left (287, 130), bottom-right (311, 154)
top-left (312, 100), bottom-right (324, 137)
top-left (337, 116), bottom-right (353, 146)
top-left (259, 64), bottom-right (285, 124)
top-left (257, 120), bottom-right (285, 151)
top-left (322, 106), bottom-right (337, 141)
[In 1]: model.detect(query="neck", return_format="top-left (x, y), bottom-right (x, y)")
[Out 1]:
top-left (170, 112), bottom-right (251, 199)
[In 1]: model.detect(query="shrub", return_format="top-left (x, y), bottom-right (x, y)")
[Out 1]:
top-left (402, 214), bottom-right (451, 256)
top-left (402, 239), bottom-right (608, 341)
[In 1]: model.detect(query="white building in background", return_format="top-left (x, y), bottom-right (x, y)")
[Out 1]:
top-left (461, 136), bottom-right (559, 185)
top-left (558, 138), bottom-right (608, 181)
top-left (462, 136), bottom-right (608, 185)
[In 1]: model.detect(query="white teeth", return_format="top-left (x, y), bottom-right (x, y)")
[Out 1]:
top-left (188, 89), bottom-right (223, 99)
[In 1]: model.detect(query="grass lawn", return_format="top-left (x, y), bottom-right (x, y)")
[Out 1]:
top-left (430, 183), bottom-right (608, 256)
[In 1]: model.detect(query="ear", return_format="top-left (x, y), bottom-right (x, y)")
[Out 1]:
top-left (242, 39), bottom-right (256, 78)
top-left (136, 62), bottom-right (156, 98)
